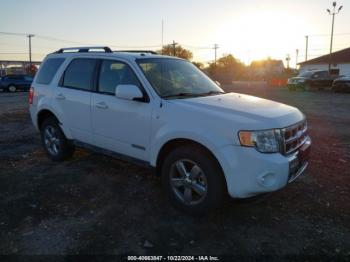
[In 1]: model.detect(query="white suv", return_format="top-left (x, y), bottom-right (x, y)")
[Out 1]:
top-left (29, 46), bottom-right (311, 214)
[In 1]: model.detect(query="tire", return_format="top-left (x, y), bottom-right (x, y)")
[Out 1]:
top-left (161, 145), bottom-right (226, 215)
top-left (8, 85), bottom-right (17, 92)
top-left (288, 85), bottom-right (296, 91)
top-left (40, 117), bottom-right (75, 162)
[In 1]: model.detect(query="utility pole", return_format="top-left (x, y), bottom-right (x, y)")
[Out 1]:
top-left (295, 49), bottom-right (299, 70)
top-left (171, 40), bottom-right (177, 56)
top-left (305, 35), bottom-right (309, 61)
top-left (286, 54), bottom-right (291, 69)
top-left (27, 34), bottom-right (35, 69)
top-left (161, 20), bottom-right (164, 54)
top-left (327, 2), bottom-right (343, 72)
top-left (213, 44), bottom-right (219, 67)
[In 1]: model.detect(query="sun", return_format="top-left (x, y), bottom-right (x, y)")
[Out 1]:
top-left (209, 10), bottom-right (305, 64)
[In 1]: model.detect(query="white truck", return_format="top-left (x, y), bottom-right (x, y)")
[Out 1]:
top-left (29, 47), bottom-right (311, 214)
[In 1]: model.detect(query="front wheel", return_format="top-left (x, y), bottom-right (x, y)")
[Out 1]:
top-left (161, 145), bottom-right (226, 215)
top-left (40, 117), bottom-right (75, 162)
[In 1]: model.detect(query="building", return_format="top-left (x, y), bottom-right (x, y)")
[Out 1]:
top-left (0, 60), bottom-right (41, 76)
top-left (298, 47), bottom-right (350, 76)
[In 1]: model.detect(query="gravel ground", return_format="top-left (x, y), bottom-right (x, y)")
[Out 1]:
top-left (0, 87), bottom-right (349, 260)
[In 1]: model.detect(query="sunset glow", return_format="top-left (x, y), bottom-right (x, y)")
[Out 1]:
top-left (0, 0), bottom-right (349, 67)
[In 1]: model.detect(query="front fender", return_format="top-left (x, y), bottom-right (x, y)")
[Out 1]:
top-left (150, 128), bottom-right (227, 167)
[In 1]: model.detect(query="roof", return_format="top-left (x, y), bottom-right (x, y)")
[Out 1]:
top-left (299, 47), bottom-right (350, 65)
top-left (46, 46), bottom-right (178, 63)
top-left (47, 51), bottom-right (179, 63)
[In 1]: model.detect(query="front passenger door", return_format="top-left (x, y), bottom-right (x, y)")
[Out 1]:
top-left (91, 60), bottom-right (152, 161)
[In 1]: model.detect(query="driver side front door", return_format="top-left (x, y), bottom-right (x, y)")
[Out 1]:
top-left (91, 59), bottom-right (153, 162)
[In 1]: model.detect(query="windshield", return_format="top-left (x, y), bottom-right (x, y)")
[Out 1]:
top-left (137, 58), bottom-right (224, 98)
top-left (298, 71), bottom-right (314, 77)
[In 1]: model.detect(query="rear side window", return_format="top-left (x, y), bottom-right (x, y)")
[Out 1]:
top-left (63, 59), bottom-right (97, 91)
top-left (36, 58), bottom-right (65, 85)
top-left (98, 60), bottom-right (140, 95)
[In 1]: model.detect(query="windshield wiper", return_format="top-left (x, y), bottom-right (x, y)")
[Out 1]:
top-left (162, 91), bottom-right (226, 99)
top-left (162, 92), bottom-right (200, 99)
top-left (197, 91), bottom-right (226, 96)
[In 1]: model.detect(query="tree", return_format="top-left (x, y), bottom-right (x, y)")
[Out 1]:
top-left (207, 54), bottom-right (246, 84)
top-left (192, 61), bottom-right (204, 70)
top-left (159, 44), bottom-right (193, 60)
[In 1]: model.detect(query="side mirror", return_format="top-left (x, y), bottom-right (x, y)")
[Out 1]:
top-left (115, 84), bottom-right (143, 101)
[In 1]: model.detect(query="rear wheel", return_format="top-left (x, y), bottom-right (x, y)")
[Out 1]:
top-left (161, 145), bottom-right (226, 215)
top-left (8, 85), bottom-right (17, 92)
top-left (40, 117), bottom-right (75, 162)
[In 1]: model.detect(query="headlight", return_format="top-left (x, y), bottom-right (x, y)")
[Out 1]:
top-left (238, 129), bottom-right (282, 153)
top-left (297, 79), bottom-right (305, 83)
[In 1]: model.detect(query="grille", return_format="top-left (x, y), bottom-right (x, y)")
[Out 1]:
top-left (282, 120), bottom-right (308, 155)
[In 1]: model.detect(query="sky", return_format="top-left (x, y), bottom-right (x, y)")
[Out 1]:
top-left (0, 0), bottom-right (349, 67)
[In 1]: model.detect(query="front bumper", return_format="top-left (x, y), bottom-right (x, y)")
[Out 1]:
top-left (215, 136), bottom-right (311, 198)
top-left (287, 83), bottom-right (305, 88)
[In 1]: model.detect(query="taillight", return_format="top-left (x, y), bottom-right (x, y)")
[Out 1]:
top-left (29, 87), bottom-right (34, 104)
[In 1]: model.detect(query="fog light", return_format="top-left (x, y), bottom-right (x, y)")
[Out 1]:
top-left (258, 172), bottom-right (276, 187)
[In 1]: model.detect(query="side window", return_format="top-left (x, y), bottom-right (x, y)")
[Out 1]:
top-left (319, 71), bottom-right (328, 78)
top-left (36, 58), bottom-right (65, 85)
top-left (98, 60), bottom-right (140, 95)
top-left (63, 59), bottom-right (97, 91)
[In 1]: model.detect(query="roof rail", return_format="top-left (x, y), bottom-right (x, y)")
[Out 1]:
top-left (54, 46), bottom-right (112, 54)
top-left (115, 50), bottom-right (158, 55)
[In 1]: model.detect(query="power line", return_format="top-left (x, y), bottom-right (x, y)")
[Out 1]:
top-left (0, 31), bottom-right (28, 36)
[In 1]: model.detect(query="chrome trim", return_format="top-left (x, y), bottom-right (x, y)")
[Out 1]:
top-left (285, 136), bottom-right (309, 155)
top-left (282, 120), bottom-right (308, 155)
top-left (288, 161), bottom-right (308, 183)
top-left (285, 127), bottom-right (308, 143)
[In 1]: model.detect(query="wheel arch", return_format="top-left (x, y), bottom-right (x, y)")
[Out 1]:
top-left (37, 109), bottom-right (60, 130)
top-left (155, 138), bottom-right (225, 179)
top-left (36, 108), bottom-right (72, 139)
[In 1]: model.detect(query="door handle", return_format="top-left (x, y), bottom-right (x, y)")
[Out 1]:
top-left (96, 102), bottom-right (108, 109)
top-left (55, 94), bottom-right (65, 100)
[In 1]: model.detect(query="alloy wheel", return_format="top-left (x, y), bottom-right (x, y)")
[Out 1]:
top-left (169, 159), bottom-right (208, 205)
top-left (43, 125), bottom-right (60, 155)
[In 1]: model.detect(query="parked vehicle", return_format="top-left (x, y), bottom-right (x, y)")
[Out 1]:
top-left (0, 74), bottom-right (33, 92)
top-left (332, 75), bottom-right (350, 93)
top-left (287, 70), bottom-right (335, 91)
top-left (29, 46), bottom-right (311, 214)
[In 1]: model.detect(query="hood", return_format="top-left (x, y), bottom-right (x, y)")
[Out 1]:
top-left (169, 92), bottom-right (304, 129)
top-left (290, 76), bottom-right (306, 80)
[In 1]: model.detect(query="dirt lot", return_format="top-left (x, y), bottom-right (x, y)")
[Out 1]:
top-left (0, 86), bottom-right (349, 260)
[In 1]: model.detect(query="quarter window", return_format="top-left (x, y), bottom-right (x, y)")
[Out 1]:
top-left (98, 60), bottom-right (140, 95)
top-left (63, 59), bottom-right (97, 91)
top-left (36, 58), bottom-right (65, 85)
